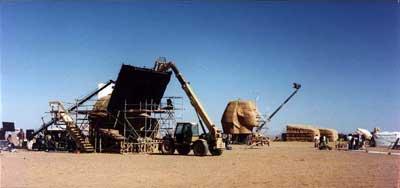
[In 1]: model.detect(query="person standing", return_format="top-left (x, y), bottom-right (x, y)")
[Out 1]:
top-left (354, 135), bottom-right (359, 150)
top-left (17, 129), bottom-right (24, 147)
top-left (7, 134), bottom-right (12, 143)
top-left (359, 134), bottom-right (365, 149)
top-left (7, 134), bottom-right (15, 151)
top-left (319, 135), bottom-right (325, 149)
top-left (314, 134), bottom-right (320, 148)
top-left (347, 134), bottom-right (353, 150)
top-left (225, 134), bottom-right (232, 150)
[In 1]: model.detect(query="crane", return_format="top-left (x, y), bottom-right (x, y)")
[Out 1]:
top-left (153, 58), bottom-right (224, 156)
top-left (249, 83), bottom-right (301, 146)
top-left (256, 83), bottom-right (301, 132)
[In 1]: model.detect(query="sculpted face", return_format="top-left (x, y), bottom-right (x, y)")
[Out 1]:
top-left (221, 100), bottom-right (261, 134)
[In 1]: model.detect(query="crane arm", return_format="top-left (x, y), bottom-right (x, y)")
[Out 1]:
top-left (256, 83), bottom-right (301, 132)
top-left (154, 61), bottom-right (220, 139)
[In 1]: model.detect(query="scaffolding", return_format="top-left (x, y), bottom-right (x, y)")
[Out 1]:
top-left (92, 96), bottom-right (183, 154)
top-left (33, 99), bottom-right (98, 152)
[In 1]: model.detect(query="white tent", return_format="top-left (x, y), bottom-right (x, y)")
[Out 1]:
top-left (374, 132), bottom-right (400, 147)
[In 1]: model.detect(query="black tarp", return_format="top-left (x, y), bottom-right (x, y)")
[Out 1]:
top-left (26, 129), bottom-right (35, 140)
top-left (2, 122), bottom-right (15, 131)
top-left (107, 64), bottom-right (172, 112)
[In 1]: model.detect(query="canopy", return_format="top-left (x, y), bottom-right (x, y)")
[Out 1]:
top-left (107, 64), bottom-right (172, 112)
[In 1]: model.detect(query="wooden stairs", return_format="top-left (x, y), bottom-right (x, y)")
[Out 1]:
top-left (51, 101), bottom-right (95, 153)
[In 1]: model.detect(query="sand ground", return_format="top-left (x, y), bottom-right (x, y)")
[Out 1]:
top-left (1, 142), bottom-right (399, 188)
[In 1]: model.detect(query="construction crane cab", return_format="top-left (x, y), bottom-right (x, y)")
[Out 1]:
top-left (160, 121), bottom-right (222, 156)
top-left (160, 122), bottom-right (202, 155)
top-left (175, 122), bottom-right (200, 144)
top-left (154, 58), bottom-right (224, 156)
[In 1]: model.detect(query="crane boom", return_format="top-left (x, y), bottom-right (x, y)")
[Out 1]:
top-left (256, 83), bottom-right (301, 132)
top-left (153, 61), bottom-right (222, 141)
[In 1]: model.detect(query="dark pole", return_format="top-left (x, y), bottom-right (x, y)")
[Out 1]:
top-left (68, 80), bottom-right (115, 112)
top-left (257, 83), bottom-right (301, 132)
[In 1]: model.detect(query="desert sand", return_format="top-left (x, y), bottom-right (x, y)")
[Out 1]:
top-left (1, 142), bottom-right (399, 188)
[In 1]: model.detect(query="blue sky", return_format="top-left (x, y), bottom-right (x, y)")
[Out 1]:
top-left (1, 1), bottom-right (399, 134)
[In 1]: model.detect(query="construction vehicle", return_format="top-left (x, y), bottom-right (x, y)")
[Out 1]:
top-left (153, 58), bottom-right (224, 156)
top-left (249, 83), bottom-right (301, 146)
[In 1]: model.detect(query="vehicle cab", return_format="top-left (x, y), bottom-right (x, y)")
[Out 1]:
top-left (174, 122), bottom-right (200, 144)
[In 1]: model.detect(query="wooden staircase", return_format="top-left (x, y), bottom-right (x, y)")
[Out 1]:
top-left (66, 124), bottom-right (94, 153)
top-left (51, 101), bottom-right (95, 153)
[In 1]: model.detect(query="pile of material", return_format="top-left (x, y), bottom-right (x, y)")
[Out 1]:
top-left (286, 124), bottom-right (320, 142)
top-left (356, 128), bottom-right (373, 140)
top-left (319, 128), bottom-right (338, 142)
top-left (221, 100), bottom-right (260, 134)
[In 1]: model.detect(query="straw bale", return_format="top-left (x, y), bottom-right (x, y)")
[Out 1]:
top-left (93, 95), bottom-right (110, 112)
top-left (319, 128), bottom-right (338, 142)
top-left (286, 124), bottom-right (320, 142)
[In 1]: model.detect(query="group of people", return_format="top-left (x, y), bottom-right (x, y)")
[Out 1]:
top-left (347, 134), bottom-right (366, 150)
top-left (314, 134), bottom-right (332, 150)
top-left (314, 133), bottom-right (367, 151)
top-left (33, 132), bottom-right (77, 152)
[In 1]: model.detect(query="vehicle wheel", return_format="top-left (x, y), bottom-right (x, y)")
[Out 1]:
top-left (160, 137), bottom-right (175, 155)
top-left (210, 147), bottom-right (223, 156)
top-left (176, 144), bottom-right (191, 155)
top-left (193, 139), bottom-right (209, 156)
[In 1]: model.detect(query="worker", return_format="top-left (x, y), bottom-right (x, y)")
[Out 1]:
top-left (7, 134), bottom-right (12, 144)
top-left (319, 136), bottom-right (332, 150)
top-left (7, 134), bottom-right (15, 152)
top-left (314, 134), bottom-right (320, 148)
top-left (17, 129), bottom-right (24, 147)
top-left (354, 135), bottom-right (359, 150)
top-left (164, 98), bottom-right (174, 110)
top-left (225, 134), bottom-right (232, 150)
top-left (347, 134), bottom-right (353, 150)
top-left (37, 135), bottom-right (45, 151)
top-left (370, 136), bottom-right (376, 147)
top-left (360, 134), bottom-right (365, 149)
top-left (319, 135), bottom-right (324, 146)
top-left (265, 137), bottom-right (270, 147)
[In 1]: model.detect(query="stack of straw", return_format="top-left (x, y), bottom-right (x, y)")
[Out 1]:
top-left (286, 124), bottom-right (320, 142)
top-left (319, 128), bottom-right (338, 142)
